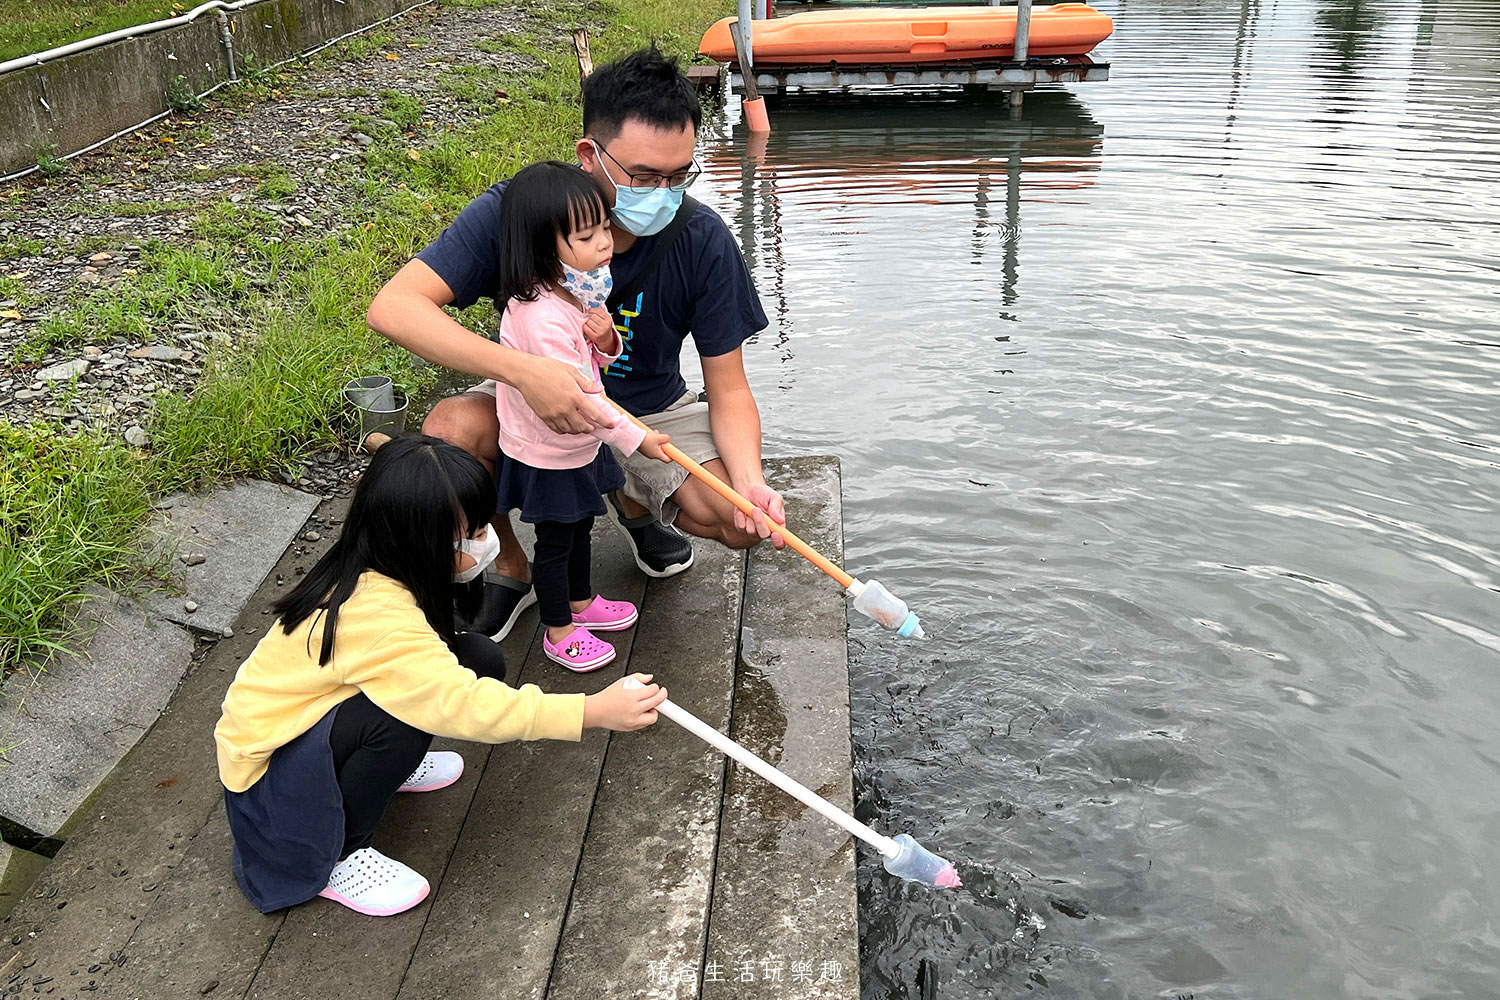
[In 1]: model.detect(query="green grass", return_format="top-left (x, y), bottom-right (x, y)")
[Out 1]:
top-left (0, 422), bottom-right (156, 668)
top-left (86, 198), bottom-right (195, 218)
top-left (237, 52), bottom-right (280, 88)
top-left (438, 63), bottom-right (510, 107)
top-left (327, 29), bottom-right (396, 63)
top-left (0, 238), bottom-right (46, 262)
top-left (0, 275), bottom-right (38, 307)
top-left (253, 169), bottom-right (296, 202)
top-left (0, 0), bottom-right (187, 63)
top-left (193, 162), bottom-right (288, 182)
top-left (1, 0), bottom-right (733, 675)
top-left (379, 89), bottom-right (427, 131)
top-left (13, 234), bottom-right (250, 361)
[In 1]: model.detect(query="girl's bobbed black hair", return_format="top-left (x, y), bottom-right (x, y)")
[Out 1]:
top-left (496, 160), bottom-right (609, 306)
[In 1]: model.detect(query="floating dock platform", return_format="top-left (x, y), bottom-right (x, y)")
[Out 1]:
top-left (731, 53), bottom-right (1107, 94)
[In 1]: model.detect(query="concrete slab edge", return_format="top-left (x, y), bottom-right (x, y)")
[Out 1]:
top-left (0, 478), bottom-right (318, 904)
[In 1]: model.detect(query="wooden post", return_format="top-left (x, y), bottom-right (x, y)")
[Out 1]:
top-left (729, 21), bottom-right (759, 102)
top-left (1011, 0), bottom-right (1032, 112)
top-left (572, 27), bottom-right (593, 81)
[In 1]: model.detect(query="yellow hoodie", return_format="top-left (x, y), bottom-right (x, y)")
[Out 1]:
top-left (215, 571), bottom-right (584, 793)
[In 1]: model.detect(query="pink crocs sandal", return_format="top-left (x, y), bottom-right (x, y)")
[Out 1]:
top-left (570, 595), bottom-right (639, 632)
top-left (543, 626), bottom-right (615, 673)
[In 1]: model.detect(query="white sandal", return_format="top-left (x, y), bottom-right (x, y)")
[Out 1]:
top-left (398, 750), bottom-right (464, 793)
top-left (318, 847), bottom-right (429, 917)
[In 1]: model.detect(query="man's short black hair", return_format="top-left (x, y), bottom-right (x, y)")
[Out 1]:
top-left (583, 45), bottom-right (702, 142)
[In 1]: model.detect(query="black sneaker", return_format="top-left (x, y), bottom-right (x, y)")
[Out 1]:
top-left (453, 572), bottom-right (537, 641)
top-left (608, 495), bottom-right (694, 578)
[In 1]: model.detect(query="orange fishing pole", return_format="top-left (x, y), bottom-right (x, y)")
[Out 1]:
top-left (606, 400), bottom-right (925, 638)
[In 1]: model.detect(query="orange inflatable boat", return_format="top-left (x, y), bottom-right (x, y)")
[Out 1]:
top-left (699, 3), bottom-right (1113, 65)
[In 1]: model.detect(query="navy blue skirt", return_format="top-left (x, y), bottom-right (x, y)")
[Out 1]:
top-left (224, 708), bottom-right (344, 913)
top-left (496, 446), bottom-right (625, 524)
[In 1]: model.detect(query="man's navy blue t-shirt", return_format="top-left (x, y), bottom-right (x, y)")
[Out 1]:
top-left (417, 180), bottom-right (767, 417)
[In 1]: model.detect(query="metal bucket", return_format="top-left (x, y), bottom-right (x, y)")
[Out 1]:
top-left (342, 375), bottom-right (395, 411)
top-left (343, 376), bottom-right (407, 443)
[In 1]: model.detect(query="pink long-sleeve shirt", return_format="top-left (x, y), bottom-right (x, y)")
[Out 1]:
top-left (495, 286), bottom-right (646, 470)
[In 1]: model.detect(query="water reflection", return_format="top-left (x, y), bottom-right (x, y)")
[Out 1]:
top-left (702, 90), bottom-right (1102, 345)
top-left (1314, 0), bottom-right (1386, 77)
top-left (1223, 0), bottom-right (1260, 138)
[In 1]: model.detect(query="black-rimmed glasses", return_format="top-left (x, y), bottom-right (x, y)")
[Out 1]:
top-left (593, 140), bottom-right (701, 194)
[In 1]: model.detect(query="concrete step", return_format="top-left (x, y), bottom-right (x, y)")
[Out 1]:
top-left (547, 540), bottom-right (747, 999)
top-left (0, 480), bottom-right (319, 851)
top-left (0, 489), bottom-right (336, 992)
top-left (705, 456), bottom-right (859, 1000)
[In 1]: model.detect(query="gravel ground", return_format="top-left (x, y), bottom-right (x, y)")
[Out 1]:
top-left (0, 1), bottom-right (542, 496)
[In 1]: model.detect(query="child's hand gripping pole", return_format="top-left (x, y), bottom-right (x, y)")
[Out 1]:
top-left (623, 678), bottom-right (960, 888)
top-left (605, 402), bottom-right (925, 639)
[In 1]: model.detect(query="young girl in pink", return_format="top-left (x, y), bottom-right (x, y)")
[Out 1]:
top-left (493, 161), bottom-right (670, 672)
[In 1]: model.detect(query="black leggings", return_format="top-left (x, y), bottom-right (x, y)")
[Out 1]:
top-left (533, 517), bottom-right (594, 628)
top-left (327, 631), bottom-right (505, 860)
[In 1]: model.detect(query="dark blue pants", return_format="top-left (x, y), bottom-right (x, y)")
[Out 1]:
top-left (328, 630), bottom-right (508, 858)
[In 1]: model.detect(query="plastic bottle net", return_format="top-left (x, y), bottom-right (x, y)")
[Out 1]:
top-left (851, 580), bottom-right (924, 637)
top-left (882, 834), bottom-right (962, 888)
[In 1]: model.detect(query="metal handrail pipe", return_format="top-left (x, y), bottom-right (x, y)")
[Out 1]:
top-left (0, 0), bottom-right (432, 183)
top-left (1014, 0), bottom-right (1033, 61)
top-left (0, 0), bottom-right (269, 76)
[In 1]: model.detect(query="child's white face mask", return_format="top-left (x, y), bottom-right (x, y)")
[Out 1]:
top-left (453, 527), bottom-right (500, 584)
top-left (560, 261), bottom-right (613, 312)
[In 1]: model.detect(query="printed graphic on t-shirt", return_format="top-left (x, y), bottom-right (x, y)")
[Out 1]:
top-left (604, 292), bottom-right (644, 380)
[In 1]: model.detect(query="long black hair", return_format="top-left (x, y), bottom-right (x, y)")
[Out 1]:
top-left (496, 160), bottom-right (609, 307)
top-left (271, 435), bottom-right (495, 665)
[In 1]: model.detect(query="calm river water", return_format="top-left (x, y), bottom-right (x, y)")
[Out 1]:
top-left (690, 1), bottom-right (1500, 996)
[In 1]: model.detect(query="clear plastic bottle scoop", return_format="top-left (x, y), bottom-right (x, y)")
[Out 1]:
top-left (626, 679), bottom-right (959, 889)
top-left (848, 579), bottom-right (925, 639)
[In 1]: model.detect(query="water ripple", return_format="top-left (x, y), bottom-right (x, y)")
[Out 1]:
top-left (699, 0), bottom-right (1500, 995)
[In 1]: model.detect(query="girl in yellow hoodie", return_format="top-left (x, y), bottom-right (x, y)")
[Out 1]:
top-left (215, 435), bottom-right (666, 916)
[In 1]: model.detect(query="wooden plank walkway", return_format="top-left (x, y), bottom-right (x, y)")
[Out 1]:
top-left (0, 457), bottom-right (859, 1000)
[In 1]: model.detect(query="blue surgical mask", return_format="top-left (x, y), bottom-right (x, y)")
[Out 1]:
top-left (560, 261), bottom-right (613, 311)
top-left (612, 185), bottom-right (682, 237)
top-left (594, 142), bottom-right (683, 237)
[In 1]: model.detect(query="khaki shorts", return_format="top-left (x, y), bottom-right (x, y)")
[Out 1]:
top-left (470, 382), bottom-right (715, 526)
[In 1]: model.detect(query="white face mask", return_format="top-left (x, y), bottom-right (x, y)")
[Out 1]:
top-left (453, 527), bottom-right (500, 584)
top-left (559, 260), bottom-right (613, 312)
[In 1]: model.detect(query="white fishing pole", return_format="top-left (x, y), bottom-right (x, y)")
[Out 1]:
top-left (626, 679), bottom-right (959, 888)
